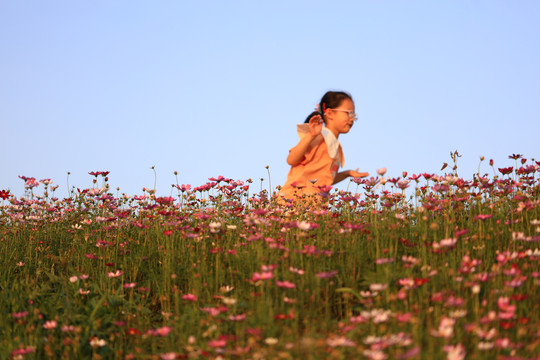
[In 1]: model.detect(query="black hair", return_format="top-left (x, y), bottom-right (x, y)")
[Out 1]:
top-left (304, 91), bottom-right (353, 123)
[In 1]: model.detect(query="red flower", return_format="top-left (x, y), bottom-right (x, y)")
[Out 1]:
top-left (508, 154), bottom-right (523, 160)
top-left (126, 328), bottom-right (142, 336)
top-left (0, 189), bottom-right (10, 200)
top-left (499, 321), bottom-right (514, 329)
top-left (274, 312), bottom-right (294, 320)
top-left (511, 294), bottom-right (529, 301)
top-left (498, 167), bottom-right (513, 175)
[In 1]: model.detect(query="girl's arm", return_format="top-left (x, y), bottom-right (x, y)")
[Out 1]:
top-left (286, 115), bottom-right (323, 166)
top-left (287, 134), bottom-right (316, 166)
top-left (333, 169), bottom-right (369, 184)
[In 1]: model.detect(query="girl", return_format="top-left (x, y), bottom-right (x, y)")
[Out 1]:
top-left (279, 91), bottom-right (369, 201)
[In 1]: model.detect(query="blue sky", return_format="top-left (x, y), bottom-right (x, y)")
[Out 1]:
top-left (1, 1), bottom-right (539, 197)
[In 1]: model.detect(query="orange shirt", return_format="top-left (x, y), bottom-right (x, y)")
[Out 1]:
top-left (279, 124), bottom-right (345, 200)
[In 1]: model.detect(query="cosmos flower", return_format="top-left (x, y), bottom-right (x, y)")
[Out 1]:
top-left (107, 270), bottom-right (123, 278)
top-left (43, 320), bottom-right (58, 329)
top-left (181, 293), bottom-right (198, 301)
top-left (276, 280), bottom-right (296, 289)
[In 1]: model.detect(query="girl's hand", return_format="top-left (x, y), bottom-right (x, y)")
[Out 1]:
top-left (349, 169), bottom-right (369, 178)
top-left (308, 114), bottom-right (323, 137)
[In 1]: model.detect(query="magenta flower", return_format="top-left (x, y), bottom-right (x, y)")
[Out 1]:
top-left (11, 347), bottom-right (35, 358)
top-left (316, 270), bottom-right (338, 279)
top-left (12, 311), bottom-right (29, 319)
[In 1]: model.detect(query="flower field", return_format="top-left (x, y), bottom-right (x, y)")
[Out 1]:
top-left (1, 155), bottom-right (539, 360)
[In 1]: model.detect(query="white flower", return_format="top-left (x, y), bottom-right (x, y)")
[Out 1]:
top-left (43, 320), bottom-right (57, 329)
top-left (478, 342), bottom-right (494, 350)
top-left (443, 344), bottom-right (466, 360)
top-left (326, 336), bottom-right (356, 347)
top-left (89, 337), bottom-right (107, 347)
top-left (209, 222), bottom-right (221, 233)
top-left (107, 270), bottom-right (123, 278)
top-left (221, 297), bottom-right (237, 306)
top-left (369, 283), bottom-right (388, 292)
top-left (297, 221), bottom-right (311, 231)
top-left (219, 285), bottom-right (234, 293)
top-left (265, 337), bottom-right (278, 345)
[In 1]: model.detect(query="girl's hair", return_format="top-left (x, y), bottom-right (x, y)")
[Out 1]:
top-left (304, 91), bottom-right (353, 123)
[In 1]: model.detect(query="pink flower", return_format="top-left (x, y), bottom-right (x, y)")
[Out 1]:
top-left (369, 283), bottom-right (388, 292)
top-left (228, 314), bottom-right (246, 321)
top-left (289, 267), bottom-right (305, 275)
top-left (326, 336), bottom-right (356, 347)
top-left (123, 282), bottom-right (137, 289)
top-left (397, 313), bottom-right (412, 323)
top-left (349, 314), bottom-right (367, 323)
top-left (200, 307), bottom-right (226, 316)
top-left (260, 264), bottom-right (277, 271)
top-left (11, 346), bottom-right (35, 357)
top-left (208, 339), bottom-right (227, 348)
top-left (43, 320), bottom-right (58, 329)
top-left (182, 293), bottom-right (198, 301)
top-left (276, 280), bottom-right (296, 289)
top-left (431, 317), bottom-right (455, 338)
top-left (397, 179), bottom-right (410, 190)
top-left (12, 311), bottom-right (29, 319)
top-left (497, 297), bottom-right (516, 313)
top-left (377, 168), bottom-right (387, 176)
top-left (160, 353), bottom-right (178, 360)
top-left (399, 346), bottom-right (420, 359)
top-left (505, 275), bottom-right (527, 288)
top-left (474, 214), bottom-right (493, 221)
top-left (251, 271), bottom-right (274, 281)
top-left (398, 278), bottom-right (415, 289)
top-left (147, 326), bottom-right (172, 337)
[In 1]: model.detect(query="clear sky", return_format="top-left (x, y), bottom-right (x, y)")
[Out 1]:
top-left (1, 1), bottom-right (539, 197)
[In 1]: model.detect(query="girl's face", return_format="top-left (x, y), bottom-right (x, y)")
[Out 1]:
top-left (325, 98), bottom-right (356, 138)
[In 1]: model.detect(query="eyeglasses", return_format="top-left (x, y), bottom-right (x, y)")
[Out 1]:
top-left (331, 108), bottom-right (358, 121)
